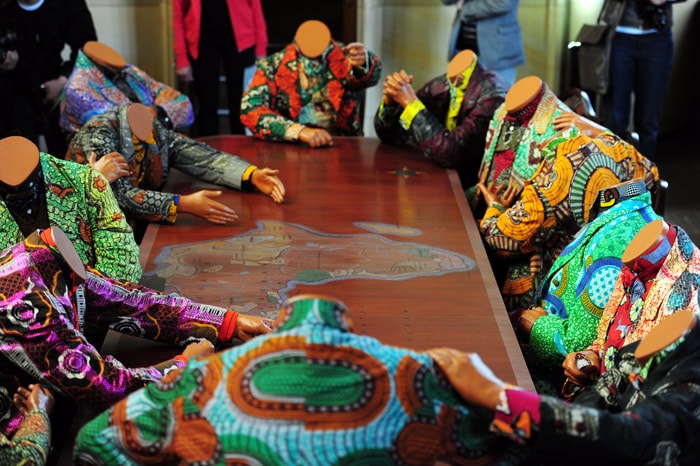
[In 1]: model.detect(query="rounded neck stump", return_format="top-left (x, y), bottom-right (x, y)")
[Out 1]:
top-left (505, 75), bottom-right (544, 113)
top-left (622, 219), bottom-right (669, 267)
top-left (0, 136), bottom-right (40, 187)
top-left (447, 49), bottom-right (476, 80)
top-left (295, 20), bottom-right (331, 59)
top-left (127, 103), bottom-right (155, 142)
top-left (84, 41), bottom-right (126, 72)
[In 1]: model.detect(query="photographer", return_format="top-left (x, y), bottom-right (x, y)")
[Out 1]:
top-left (0, 0), bottom-right (97, 156)
top-left (602, 0), bottom-right (686, 161)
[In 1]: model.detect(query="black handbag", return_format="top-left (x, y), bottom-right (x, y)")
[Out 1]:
top-left (575, 0), bottom-right (627, 95)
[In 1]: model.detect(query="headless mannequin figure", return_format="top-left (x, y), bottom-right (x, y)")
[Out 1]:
top-left (0, 136), bottom-right (49, 236)
top-left (289, 20), bottom-right (336, 148)
top-left (83, 40), bottom-right (126, 73)
top-left (561, 219), bottom-right (676, 387)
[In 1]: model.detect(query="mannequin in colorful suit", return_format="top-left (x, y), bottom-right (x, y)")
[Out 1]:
top-left (523, 183), bottom-right (661, 370)
top-left (478, 132), bottom-right (658, 317)
top-left (240, 20), bottom-right (381, 147)
top-left (74, 294), bottom-right (527, 465)
top-left (374, 50), bottom-right (506, 189)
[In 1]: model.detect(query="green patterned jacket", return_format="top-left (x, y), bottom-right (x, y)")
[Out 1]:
top-left (0, 153), bottom-right (141, 282)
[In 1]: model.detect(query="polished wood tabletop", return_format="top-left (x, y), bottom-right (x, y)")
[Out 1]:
top-left (137, 135), bottom-right (533, 389)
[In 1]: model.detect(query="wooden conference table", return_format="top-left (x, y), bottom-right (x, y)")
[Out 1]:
top-left (134, 135), bottom-right (534, 390)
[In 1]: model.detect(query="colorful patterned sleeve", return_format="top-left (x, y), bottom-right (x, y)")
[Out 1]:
top-left (82, 269), bottom-right (228, 347)
top-left (167, 133), bottom-right (250, 190)
top-left (0, 409), bottom-right (51, 466)
top-left (410, 78), bottom-right (502, 172)
top-left (345, 48), bottom-right (382, 89)
top-left (138, 65), bottom-right (195, 129)
top-left (240, 65), bottom-right (294, 141)
top-left (81, 167), bottom-right (142, 283)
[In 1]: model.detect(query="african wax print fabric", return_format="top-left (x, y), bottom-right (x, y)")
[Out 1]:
top-left (0, 408), bottom-right (50, 465)
top-left (240, 41), bottom-right (381, 140)
top-left (373, 60), bottom-right (505, 189)
top-left (0, 152), bottom-right (140, 282)
top-left (590, 225), bottom-right (700, 374)
top-left (527, 192), bottom-right (660, 368)
top-left (0, 231), bottom-right (233, 437)
top-left (480, 132), bottom-right (658, 316)
top-left (74, 295), bottom-right (527, 465)
top-left (465, 81), bottom-right (576, 210)
top-left (59, 49), bottom-right (194, 134)
top-left (66, 105), bottom-right (253, 223)
top-left (492, 320), bottom-right (700, 465)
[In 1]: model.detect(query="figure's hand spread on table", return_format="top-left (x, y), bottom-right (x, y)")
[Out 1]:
top-left (299, 127), bottom-right (333, 148)
top-left (235, 314), bottom-right (275, 342)
top-left (178, 190), bottom-right (239, 224)
top-left (252, 168), bottom-right (286, 204)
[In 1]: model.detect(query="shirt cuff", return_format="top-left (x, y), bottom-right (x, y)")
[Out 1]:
top-left (399, 100), bottom-right (426, 130)
top-left (491, 387), bottom-right (541, 444)
top-left (285, 123), bottom-right (306, 141)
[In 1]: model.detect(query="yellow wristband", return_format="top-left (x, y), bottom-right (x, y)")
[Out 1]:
top-left (242, 165), bottom-right (258, 182)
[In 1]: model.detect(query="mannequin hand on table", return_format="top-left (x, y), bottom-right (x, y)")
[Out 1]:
top-left (299, 127), bottom-right (333, 148)
top-left (517, 306), bottom-right (548, 336)
top-left (89, 151), bottom-right (130, 183)
top-left (251, 168), bottom-right (286, 204)
top-left (382, 70), bottom-right (416, 107)
top-left (235, 315), bottom-right (275, 342)
top-left (178, 190), bottom-right (239, 224)
top-left (427, 348), bottom-right (507, 410)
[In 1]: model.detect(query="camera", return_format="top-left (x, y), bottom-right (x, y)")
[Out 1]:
top-left (0, 29), bottom-right (17, 62)
top-left (638, 0), bottom-right (670, 31)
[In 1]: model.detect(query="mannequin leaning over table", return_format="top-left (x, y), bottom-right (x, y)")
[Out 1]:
top-left (476, 129), bottom-right (658, 319)
top-left (66, 103), bottom-right (285, 227)
top-left (517, 180), bottom-right (661, 394)
top-left (59, 41), bottom-right (194, 138)
top-left (240, 20), bottom-right (382, 148)
top-left (373, 49), bottom-right (506, 189)
top-left (0, 135), bottom-right (140, 282)
top-left (467, 75), bottom-right (609, 217)
top-left (0, 223), bottom-right (274, 450)
top-left (429, 307), bottom-right (700, 465)
top-left (73, 294), bottom-right (529, 465)
top-left (560, 219), bottom-right (700, 405)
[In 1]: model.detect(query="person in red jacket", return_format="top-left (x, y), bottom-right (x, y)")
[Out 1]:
top-left (172, 0), bottom-right (268, 136)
